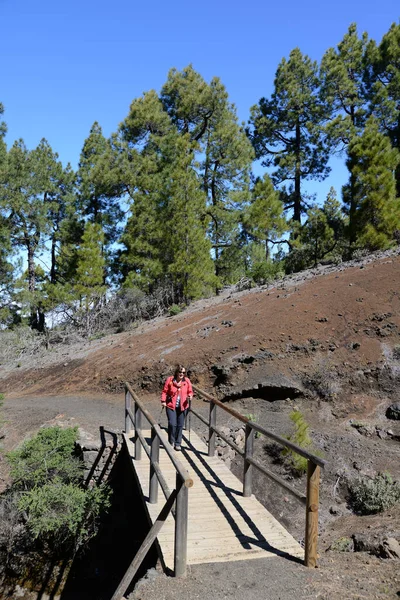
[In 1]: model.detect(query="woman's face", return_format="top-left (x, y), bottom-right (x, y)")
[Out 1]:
top-left (176, 368), bottom-right (185, 380)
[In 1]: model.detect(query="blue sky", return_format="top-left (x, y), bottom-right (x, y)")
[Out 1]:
top-left (1, 0), bottom-right (398, 204)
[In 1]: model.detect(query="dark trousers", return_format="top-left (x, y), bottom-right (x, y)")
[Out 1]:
top-left (166, 406), bottom-right (186, 446)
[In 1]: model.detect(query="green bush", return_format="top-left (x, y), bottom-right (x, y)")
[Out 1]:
top-left (330, 537), bottom-right (353, 552)
top-left (282, 410), bottom-right (322, 474)
top-left (169, 304), bottom-right (182, 316)
top-left (8, 426), bottom-right (82, 489)
top-left (6, 426), bottom-right (111, 551)
top-left (18, 481), bottom-right (110, 546)
top-left (349, 472), bottom-right (400, 515)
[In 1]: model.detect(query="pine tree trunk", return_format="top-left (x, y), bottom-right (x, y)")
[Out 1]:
top-left (294, 120), bottom-right (301, 223)
top-left (28, 241), bottom-right (39, 330)
top-left (50, 233), bottom-right (56, 284)
top-left (348, 161), bottom-right (357, 250)
top-left (395, 113), bottom-right (400, 198)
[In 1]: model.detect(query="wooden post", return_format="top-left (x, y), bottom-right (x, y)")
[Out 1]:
top-left (149, 429), bottom-right (160, 504)
top-left (208, 401), bottom-right (217, 457)
top-left (134, 404), bottom-right (142, 460)
top-left (243, 423), bottom-right (254, 497)
top-left (174, 474), bottom-right (188, 577)
top-left (111, 489), bottom-right (177, 600)
top-left (125, 388), bottom-right (132, 434)
top-left (305, 460), bottom-right (320, 567)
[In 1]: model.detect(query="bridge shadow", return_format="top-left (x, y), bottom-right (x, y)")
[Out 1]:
top-left (60, 431), bottom-right (158, 600)
top-left (179, 433), bottom-right (303, 565)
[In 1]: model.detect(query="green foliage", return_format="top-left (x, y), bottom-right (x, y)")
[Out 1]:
top-left (7, 426), bottom-right (111, 551)
top-left (330, 537), bottom-right (353, 552)
top-left (348, 472), bottom-right (400, 514)
top-left (321, 23), bottom-right (368, 143)
top-left (18, 481), bottom-right (110, 545)
top-left (245, 244), bottom-right (284, 285)
top-left (169, 304), bottom-right (182, 316)
top-left (366, 23), bottom-right (400, 195)
top-left (249, 48), bottom-right (331, 222)
top-left (8, 426), bottom-right (81, 490)
top-left (282, 410), bottom-right (320, 474)
top-left (243, 174), bottom-right (287, 262)
top-left (343, 117), bottom-right (400, 251)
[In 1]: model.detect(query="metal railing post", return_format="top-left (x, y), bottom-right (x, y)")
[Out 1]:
top-left (174, 474), bottom-right (188, 577)
top-left (134, 404), bottom-right (142, 460)
top-left (125, 387), bottom-right (132, 434)
top-left (149, 429), bottom-right (160, 504)
top-left (305, 460), bottom-right (320, 567)
top-left (208, 401), bottom-right (217, 457)
top-left (243, 423), bottom-right (254, 497)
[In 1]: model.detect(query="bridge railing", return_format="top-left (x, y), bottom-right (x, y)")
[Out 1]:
top-left (124, 382), bottom-right (193, 577)
top-left (190, 384), bottom-right (326, 568)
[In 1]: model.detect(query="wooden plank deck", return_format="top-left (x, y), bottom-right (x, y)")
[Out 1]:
top-left (124, 429), bottom-right (304, 570)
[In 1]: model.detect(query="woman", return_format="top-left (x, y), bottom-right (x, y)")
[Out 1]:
top-left (161, 365), bottom-right (193, 451)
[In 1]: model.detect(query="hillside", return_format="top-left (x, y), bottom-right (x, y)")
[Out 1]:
top-left (1, 249), bottom-right (400, 599)
top-left (2, 248), bottom-right (400, 402)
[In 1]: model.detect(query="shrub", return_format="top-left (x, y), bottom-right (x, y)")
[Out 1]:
top-left (6, 426), bottom-right (111, 552)
top-left (330, 537), bottom-right (353, 552)
top-left (18, 481), bottom-right (110, 547)
top-left (169, 304), bottom-right (182, 316)
top-left (8, 426), bottom-right (82, 489)
top-left (348, 472), bottom-right (400, 515)
top-left (282, 410), bottom-right (322, 474)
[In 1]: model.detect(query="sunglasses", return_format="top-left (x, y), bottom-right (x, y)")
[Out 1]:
top-left (178, 371), bottom-right (185, 375)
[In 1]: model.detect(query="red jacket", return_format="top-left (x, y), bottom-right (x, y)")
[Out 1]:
top-left (161, 376), bottom-right (193, 411)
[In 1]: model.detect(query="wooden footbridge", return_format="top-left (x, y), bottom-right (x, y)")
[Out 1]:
top-left (111, 383), bottom-right (326, 600)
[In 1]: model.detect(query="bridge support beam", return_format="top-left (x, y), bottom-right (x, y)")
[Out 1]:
top-left (174, 474), bottom-right (188, 577)
top-left (125, 389), bottom-right (132, 434)
top-left (134, 404), bottom-right (142, 460)
top-left (149, 430), bottom-right (160, 503)
top-left (208, 401), bottom-right (217, 457)
top-left (243, 424), bottom-right (254, 497)
top-left (305, 461), bottom-right (320, 567)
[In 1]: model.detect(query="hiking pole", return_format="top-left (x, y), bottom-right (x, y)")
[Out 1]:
top-left (188, 398), bottom-right (192, 443)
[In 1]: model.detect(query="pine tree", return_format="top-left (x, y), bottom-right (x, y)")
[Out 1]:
top-left (77, 122), bottom-right (124, 280)
top-left (0, 104), bottom-right (15, 322)
top-left (118, 92), bottom-right (173, 292)
top-left (242, 174), bottom-right (287, 260)
top-left (249, 48), bottom-right (331, 223)
top-left (165, 135), bottom-right (216, 302)
top-left (161, 66), bottom-right (254, 285)
top-left (343, 117), bottom-right (400, 250)
top-left (320, 24), bottom-right (369, 250)
top-left (366, 23), bottom-right (400, 195)
top-left (74, 222), bottom-right (107, 335)
top-left (0, 139), bottom-right (58, 330)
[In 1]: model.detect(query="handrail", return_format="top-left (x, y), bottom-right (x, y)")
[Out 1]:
top-left (192, 384), bottom-right (325, 468)
top-left (191, 383), bottom-right (325, 568)
top-left (124, 382), bottom-right (192, 580)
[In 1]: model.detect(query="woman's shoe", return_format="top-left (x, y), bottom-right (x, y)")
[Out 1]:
top-left (174, 444), bottom-right (181, 451)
